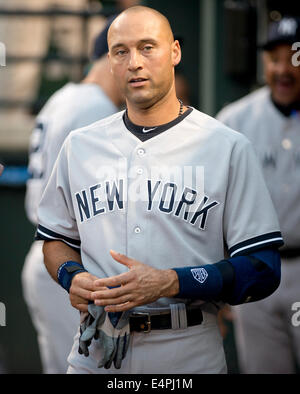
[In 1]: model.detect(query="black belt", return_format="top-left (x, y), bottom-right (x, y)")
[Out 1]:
top-left (129, 307), bottom-right (203, 333)
top-left (280, 248), bottom-right (300, 259)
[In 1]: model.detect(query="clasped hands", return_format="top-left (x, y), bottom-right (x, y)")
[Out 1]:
top-left (71, 250), bottom-right (179, 369)
top-left (70, 250), bottom-right (179, 313)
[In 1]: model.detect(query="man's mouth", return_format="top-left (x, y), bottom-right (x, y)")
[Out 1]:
top-left (274, 75), bottom-right (295, 90)
top-left (128, 77), bottom-right (148, 87)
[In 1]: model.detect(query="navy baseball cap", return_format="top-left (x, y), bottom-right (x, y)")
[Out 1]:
top-left (92, 14), bottom-right (119, 60)
top-left (261, 16), bottom-right (300, 51)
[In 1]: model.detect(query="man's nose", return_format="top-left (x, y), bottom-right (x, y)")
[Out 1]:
top-left (128, 50), bottom-right (142, 71)
top-left (275, 59), bottom-right (293, 75)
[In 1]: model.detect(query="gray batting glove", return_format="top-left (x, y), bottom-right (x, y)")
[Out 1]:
top-left (112, 310), bottom-right (131, 369)
top-left (96, 314), bottom-right (118, 369)
top-left (96, 311), bottom-right (131, 369)
top-left (78, 304), bottom-right (105, 357)
top-left (78, 311), bottom-right (90, 357)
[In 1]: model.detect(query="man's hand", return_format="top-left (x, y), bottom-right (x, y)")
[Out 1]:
top-left (70, 271), bottom-right (107, 312)
top-left (91, 250), bottom-right (179, 312)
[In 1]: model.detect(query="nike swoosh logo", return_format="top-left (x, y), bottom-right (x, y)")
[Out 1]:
top-left (142, 127), bottom-right (157, 133)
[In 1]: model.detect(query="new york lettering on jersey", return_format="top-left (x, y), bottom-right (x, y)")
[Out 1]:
top-left (74, 178), bottom-right (219, 231)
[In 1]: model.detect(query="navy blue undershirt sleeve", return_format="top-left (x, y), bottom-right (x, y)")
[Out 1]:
top-left (172, 248), bottom-right (281, 305)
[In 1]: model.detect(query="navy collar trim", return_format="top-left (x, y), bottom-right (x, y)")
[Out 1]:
top-left (123, 107), bottom-right (193, 136)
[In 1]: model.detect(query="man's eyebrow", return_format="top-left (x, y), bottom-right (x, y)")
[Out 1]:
top-left (138, 39), bottom-right (158, 45)
top-left (110, 43), bottom-right (126, 51)
top-left (110, 38), bottom-right (158, 51)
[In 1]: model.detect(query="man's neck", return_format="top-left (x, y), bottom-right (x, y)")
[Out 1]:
top-left (271, 95), bottom-right (300, 117)
top-left (126, 94), bottom-right (186, 126)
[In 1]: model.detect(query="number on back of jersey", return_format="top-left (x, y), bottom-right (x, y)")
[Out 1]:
top-left (28, 121), bottom-right (47, 180)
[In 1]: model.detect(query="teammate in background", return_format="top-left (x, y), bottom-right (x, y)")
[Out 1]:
top-left (217, 16), bottom-right (300, 374)
top-left (37, 6), bottom-right (283, 374)
top-left (22, 16), bottom-right (124, 374)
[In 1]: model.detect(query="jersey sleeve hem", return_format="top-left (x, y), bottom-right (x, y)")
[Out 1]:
top-left (35, 224), bottom-right (81, 250)
top-left (229, 231), bottom-right (284, 257)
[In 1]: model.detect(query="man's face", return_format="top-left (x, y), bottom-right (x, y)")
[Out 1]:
top-left (108, 12), bottom-right (181, 109)
top-left (263, 44), bottom-right (300, 106)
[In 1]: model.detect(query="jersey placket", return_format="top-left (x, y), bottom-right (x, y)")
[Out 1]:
top-left (126, 145), bottom-right (149, 263)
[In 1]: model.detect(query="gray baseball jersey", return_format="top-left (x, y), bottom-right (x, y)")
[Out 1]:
top-left (36, 107), bottom-right (283, 310)
top-left (217, 86), bottom-right (300, 248)
top-left (25, 82), bottom-right (118, 225)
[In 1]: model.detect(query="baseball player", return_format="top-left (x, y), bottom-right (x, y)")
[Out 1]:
top-left (22, 17), bottom-right (123, 374)
top-left (36, 6), bottom-right (283, 374)
top-left (217, 16), bottom-right (300, 374)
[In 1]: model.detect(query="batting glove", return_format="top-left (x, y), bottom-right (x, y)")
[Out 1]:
top-left (78, 303), bottom-right (105, 357)
top-left (96, 310), bottom-right (131, 369)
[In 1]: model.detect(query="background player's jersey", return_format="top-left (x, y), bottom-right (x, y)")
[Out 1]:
top-left (217, 86), bottom-right (300, 249)
top-left (36, 108), bottom-right (283, 308)
top-left (25, 82), bottom-right (118, 225)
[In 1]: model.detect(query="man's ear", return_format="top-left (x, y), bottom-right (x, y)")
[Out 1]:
top-left (172, 40), bottom-right (182, 67)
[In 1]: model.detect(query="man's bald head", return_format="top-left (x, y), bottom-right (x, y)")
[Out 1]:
top-left (107, 5), bottom-right (181, 111)
top-left (107, 6), bottom-right (175, 48)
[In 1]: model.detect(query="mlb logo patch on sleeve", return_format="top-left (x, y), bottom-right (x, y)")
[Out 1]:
top-left (191, 268), bottom-right (208, 284)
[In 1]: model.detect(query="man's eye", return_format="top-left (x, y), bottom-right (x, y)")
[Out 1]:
top-left (143, 46), bottom-right (153, 52)
top-left (116, 50), bottom-right (126, 56)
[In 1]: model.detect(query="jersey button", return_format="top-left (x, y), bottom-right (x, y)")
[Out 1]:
top-left (137, 148), bottom-right (145, 156)
top-left (134, 227), bottom-right (141, 234)
top-left (282, 138), bottom-right (292, 150)
top-left (136, 168), bottom-right (143, 175)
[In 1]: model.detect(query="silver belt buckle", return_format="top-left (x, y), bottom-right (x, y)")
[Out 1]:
top-left (132, 312), bottom-right (151, 333)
